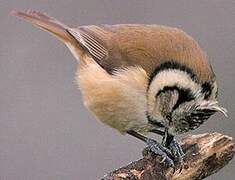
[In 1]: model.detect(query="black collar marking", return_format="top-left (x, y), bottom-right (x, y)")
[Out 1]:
top-left (147, 61), bottom-right (214, 102)
top-left (147, 61), bottom-right (198, 90)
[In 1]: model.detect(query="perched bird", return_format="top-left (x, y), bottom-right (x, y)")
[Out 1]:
top-left (12, 10), bottom-right (227, 170)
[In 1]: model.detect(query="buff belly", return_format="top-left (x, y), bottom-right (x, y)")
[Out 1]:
top-left (76, 57), bottom-right (152, 134)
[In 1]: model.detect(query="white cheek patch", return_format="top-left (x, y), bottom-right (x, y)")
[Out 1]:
top-left (147, 69), bottom-right (201, 119)
top-left (149, 69), bottom-right (201, 98)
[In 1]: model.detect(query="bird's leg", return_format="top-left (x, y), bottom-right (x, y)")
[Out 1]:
top-left (149, 129), bottom-right (165, 136)
top-left (161, 129), bottom-right (185, 172)
top-left (149, 128), bottom-right (185, 164)
top-left (127, 130), bottom-right (174, 168)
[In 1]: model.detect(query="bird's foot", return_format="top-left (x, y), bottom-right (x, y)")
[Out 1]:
top-left (143, 138), bottom-right (175, 169)
top-left (143, 138), bottom-right (185, 173)
top-left (166, 139), bottom-right (185, 173)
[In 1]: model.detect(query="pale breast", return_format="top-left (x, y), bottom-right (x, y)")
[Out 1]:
top-left (76, 55), bottom-right (152, 134)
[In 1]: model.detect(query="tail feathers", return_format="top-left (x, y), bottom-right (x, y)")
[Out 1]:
top-left (11, 10), bottom-right (72, 43)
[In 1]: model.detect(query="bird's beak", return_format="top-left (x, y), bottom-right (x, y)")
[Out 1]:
top-left (196, 100), bottom-right (228, 117)
top-left (215, 105), bottom-right (228, 117)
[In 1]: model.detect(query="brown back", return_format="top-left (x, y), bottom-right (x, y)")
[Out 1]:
top-left (70, 24), bottom-right (215, 83)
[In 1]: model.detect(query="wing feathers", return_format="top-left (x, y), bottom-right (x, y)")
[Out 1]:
top-left (68, 28), bottom-right (108, 61)
top-left (12, 10), bottom-right (71, 42)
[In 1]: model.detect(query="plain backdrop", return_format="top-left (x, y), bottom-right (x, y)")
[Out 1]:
top-left (1, 0), bottom-right (234, 179)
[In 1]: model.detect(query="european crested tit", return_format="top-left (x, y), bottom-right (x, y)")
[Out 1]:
top-left (12, 10), bottom-right (227, 170)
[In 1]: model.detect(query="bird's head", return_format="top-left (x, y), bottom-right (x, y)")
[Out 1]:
top-left (146, 62), bottom-right (227, 135)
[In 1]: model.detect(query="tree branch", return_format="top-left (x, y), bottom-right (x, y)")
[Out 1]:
top-left (102, 132), bottom-right (234, 180)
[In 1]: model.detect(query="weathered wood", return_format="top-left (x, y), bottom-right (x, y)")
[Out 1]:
top-left (102, 132), bottom-right (234, 180)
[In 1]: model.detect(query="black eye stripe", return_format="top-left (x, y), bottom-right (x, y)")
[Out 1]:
top-left (156, 86), bottom-right (195, 111)
top-left (200, 109), bottom-right (216, 113)
top-left (191, 113), bottom-right (212, 117)
top-left (191, 110), bottom-right (216, 118)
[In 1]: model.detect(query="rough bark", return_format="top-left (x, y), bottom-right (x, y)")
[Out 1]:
top-left (102, 132), bottom-right (234, 180)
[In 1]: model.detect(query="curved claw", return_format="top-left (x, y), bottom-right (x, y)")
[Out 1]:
top-left (161, 155), bottom-right (174, 168)
top-left (145, 138), bottom-right (175, 168)
top-left (160, 155), bottom-right (166, 163)
top-left (168, 139), bottom-right (185, 173)
top-left (171, 166), bottom-right (176, 174)
top-left (178, 165), bottom-right (183, 173)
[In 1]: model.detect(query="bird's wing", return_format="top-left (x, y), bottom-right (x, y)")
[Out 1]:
top-left (12, 10), bottom-right (214, 81)
top-left (68, 25), bottom-right (118, 73)
top-left (68, 26), bottom-right (112, 70)
top-left (68, 24), bottom-right (214, 82)
top-left (68, 24), bottom-right (166, 74)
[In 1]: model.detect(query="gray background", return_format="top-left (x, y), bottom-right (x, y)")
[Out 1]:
top-left (1, 0), bottom-right (234, 179)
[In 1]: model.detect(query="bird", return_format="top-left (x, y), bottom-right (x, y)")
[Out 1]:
top-left (12, 10), bottom-right (227, 171)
